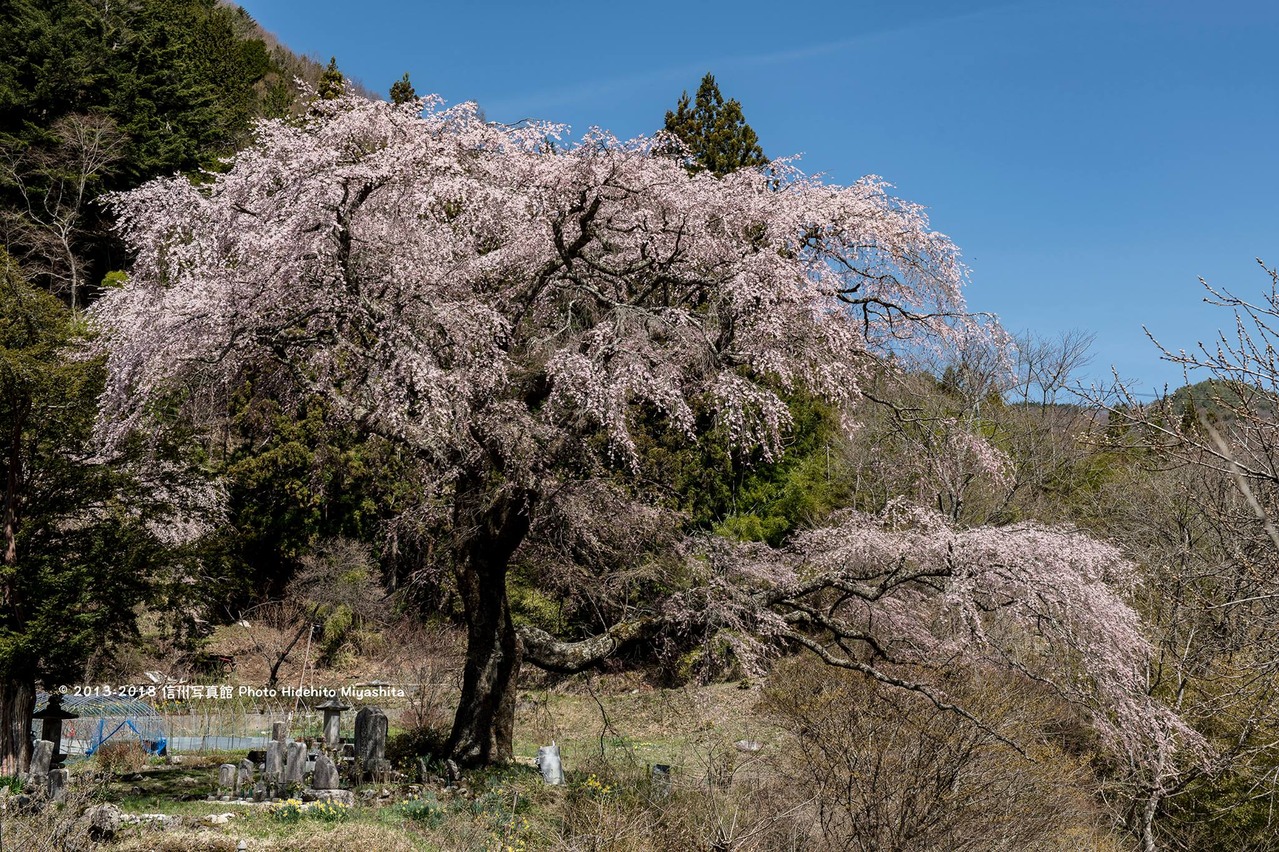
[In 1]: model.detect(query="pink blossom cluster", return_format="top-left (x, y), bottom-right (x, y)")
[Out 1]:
top-left (92, 93), bottom-right (975, 479)
top-left (700, 503), bottom-right (1202, 761)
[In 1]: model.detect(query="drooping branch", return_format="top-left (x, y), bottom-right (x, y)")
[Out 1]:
top-left (782, 628), bottom-right (1028, 756)
top-left (678, 505), bottom-right (1199, 768)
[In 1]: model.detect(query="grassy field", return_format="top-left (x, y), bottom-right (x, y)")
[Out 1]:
top-left (10, 669), bottom-right (1129, 851)
top-left (25, 624), bottom-right (1130, 851)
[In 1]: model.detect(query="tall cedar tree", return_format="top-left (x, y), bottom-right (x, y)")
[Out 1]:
top-left (664, 73), bottom-right (769, 176)
top-left (318, 58), bottom-right (344, 100)
top-left (0, 251), bottom-right (171, 773)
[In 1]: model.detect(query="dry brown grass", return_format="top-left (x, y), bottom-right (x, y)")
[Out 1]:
top-left (110, 822), bottom-right (431, 851)
top-left (105, 618), bottom-right (1133, 851)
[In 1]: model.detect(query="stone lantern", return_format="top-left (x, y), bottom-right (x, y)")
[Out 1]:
top-left (316, 697), bottom-right (350, 748)
top-left (33, 694), bottom-right (78, 765)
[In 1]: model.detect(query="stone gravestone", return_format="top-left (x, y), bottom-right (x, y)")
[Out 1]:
top-left (28, 739), bottom-right (53, 783)
top-left (271, 721), bottom-right (286, 748)
top-left (264, 741), bottom-right (283, 786)
top-left (283, 741), bottom-right (306, 787)
top-left (536, 744), bottom-right (564, 785)
top-left (217, 763), bottom-right (236, 794)
top-left (236, 758), bottom-right (255, 795)
top-left (311, 754), bottom-right (339, 790)
top-left (317, 698), bottom-right (350, 749)
top-left (354, 706), bottom-right (387, 778)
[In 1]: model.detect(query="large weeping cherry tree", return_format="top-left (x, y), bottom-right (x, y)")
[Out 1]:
top-left (93, 93), bottom-right (1190, 768)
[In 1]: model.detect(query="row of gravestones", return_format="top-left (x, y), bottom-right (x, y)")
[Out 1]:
top-left (26, 739), bottom-right (69, 801)
top-left (215, 706), bottom-right (390, 804)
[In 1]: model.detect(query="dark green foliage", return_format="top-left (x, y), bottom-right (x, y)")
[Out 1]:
top-left (387, 727), bottom-right (449, 771)
top-left (663, 73), bottom-right (769, 176)
top-left (318, 57), bottom-right (344, 100)
top-left (0, 252), bottom-right (169, 689)
top-left (713, 395), bottom-right (850, 545)
top-left (389, 72), bottom-right (417, 106)
top-left (0, 0), bottom-right (298, 183)
top-left (636, 392), bottom-right (848, 545)
top-left (0, 0), bottom-right (318, 302)
top-left (0, 0), bottom-right (407, 623)
top-left (222, 384), bottom-right (417, 600)
top-left (1169, 377), bottom-right (1275, 431)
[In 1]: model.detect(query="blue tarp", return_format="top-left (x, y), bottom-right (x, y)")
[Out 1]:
top-left (35, 692), bottom-right (166, 756)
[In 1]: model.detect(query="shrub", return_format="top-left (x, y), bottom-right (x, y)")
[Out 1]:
top-left (759, 656), bottom-right (1123, 851)
top-left (386, 725), bottom-right (448, 773)
top-left (94, 740), bottom-right (148, 775)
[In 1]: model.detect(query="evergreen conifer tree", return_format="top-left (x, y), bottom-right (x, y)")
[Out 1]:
top-left (389, 72), bottom-right (417, 105)
top-left (663, 73), bottom-right (768, 176)
top-left (318, 57), bottom-right (344, 100)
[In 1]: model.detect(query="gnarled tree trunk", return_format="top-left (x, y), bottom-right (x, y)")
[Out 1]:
top-left (444, 481), bottom-right (533, 766)
top-left (442, 474), bottom-right (660, 765)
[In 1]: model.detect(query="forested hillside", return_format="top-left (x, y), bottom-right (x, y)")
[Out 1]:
top-left (4, 8), bottom-right (1279, 851)
top-left (0, 0), bottom-right (340, 778)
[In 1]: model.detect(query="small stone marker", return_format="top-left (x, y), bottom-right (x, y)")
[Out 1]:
top-left (217, 763), bottom-right (236, 792)
top-left (312, 754), bottom-right (339, 790)
top-left (651, 763), bottom-right (672, 799)
top-left (48, 768), bottom-right (68, 802)
top-left (236, 758), bottom-right (255, 794)
top-left (284, 741), bottom-right (306, 786)
top-left (354, 706), bottom-right (387, 775)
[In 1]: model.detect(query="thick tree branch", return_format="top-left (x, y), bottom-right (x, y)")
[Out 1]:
top-left (518, 618), bottom-right (655, 673)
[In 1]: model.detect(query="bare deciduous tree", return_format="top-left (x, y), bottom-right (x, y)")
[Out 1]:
top-left (0, 113), bottom-right (125, 310)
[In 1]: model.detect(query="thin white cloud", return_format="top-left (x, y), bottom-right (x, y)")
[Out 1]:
top-left (481, 1), bottom-right (1033, 120)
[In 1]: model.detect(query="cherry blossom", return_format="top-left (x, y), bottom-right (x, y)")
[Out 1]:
top-left (90, 92), bottom-right (1172, 766)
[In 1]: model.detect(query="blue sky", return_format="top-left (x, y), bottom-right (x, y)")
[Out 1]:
top-left (240, 0), bottom-right (1279, 394)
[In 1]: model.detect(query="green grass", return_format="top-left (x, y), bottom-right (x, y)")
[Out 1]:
top-left (511, 681), bottom-right (783, 775)
top-left (90, 681), bottom-right (791, 851)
